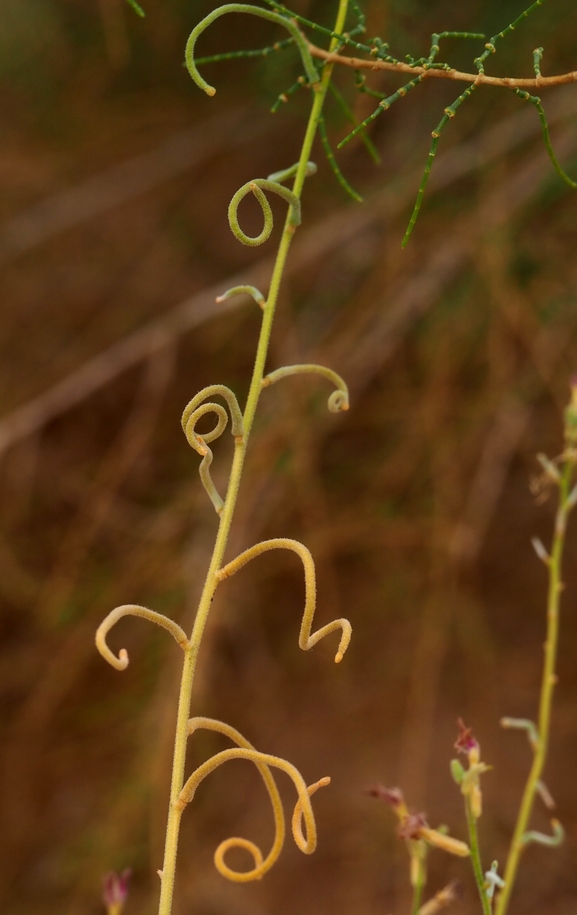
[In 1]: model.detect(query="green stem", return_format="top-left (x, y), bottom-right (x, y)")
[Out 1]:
top-left (466, 799), bottom-right (491, 915)
top-left (156, 4), bottom-right (350, 914)
top-left (410, 852), bottom-right (426, 915)
top-left (496, 451), bottom-right (576, 915)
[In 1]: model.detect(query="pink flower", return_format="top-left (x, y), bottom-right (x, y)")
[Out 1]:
top-left (103, 869), bottom-right (131, 914)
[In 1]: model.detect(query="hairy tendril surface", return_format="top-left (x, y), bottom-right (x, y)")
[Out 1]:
top-left (95, 3), bottom-right (352, 915)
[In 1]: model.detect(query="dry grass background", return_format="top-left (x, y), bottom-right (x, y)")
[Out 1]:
top-left (2, 1), bottom-right (577, 913)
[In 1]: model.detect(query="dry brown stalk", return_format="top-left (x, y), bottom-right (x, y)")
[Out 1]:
top-left (307, 41), bottom-right (577, 89)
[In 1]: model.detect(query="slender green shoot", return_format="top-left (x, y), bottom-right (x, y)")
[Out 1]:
top-left (475, 0), bottom-right (544, 73)
top-left (196, 36), bottom-right (293, 66)
top-left (465, 798), bottom-right (492, 915)
top-left (263, 0), bottom-right (376, 57)
top-left (329, 80), bottom-right (380, 163)
top-left (125, 0), bottom-right (145, 17)
top-left (410, 847), bottom-right (427, 915)
top-left (512, 88), bottom-right (577, 188)
top-left (271, 76), bottom-right (309, 113)
top-left (353, 70), bottom-right (386, 101)
top-left (401, 83), bottom-right (476, 247)
top-left (319, 114), bottom-right (362, 201)
top-left (338, 75), bottom-right (423, 150)
top-left (533, 45), bottom-right (544, 76)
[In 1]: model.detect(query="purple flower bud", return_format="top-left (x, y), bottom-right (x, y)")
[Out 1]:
top-left (364, 783), bottom-right (405, 809)
top-left (454, 718), bottom-right (479, 756)
top-left (103, 868), bottom-right (131, 913)
top-left (397, 811), bottom-right (428, 840)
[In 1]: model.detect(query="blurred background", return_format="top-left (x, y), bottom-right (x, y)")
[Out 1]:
top-left (2, 0), bottom-right (577, 912)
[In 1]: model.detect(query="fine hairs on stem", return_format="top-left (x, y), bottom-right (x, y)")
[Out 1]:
top-left (99, 2), bottom-right (577, 913)
top-left (97, 3), bottom-right (353, 915)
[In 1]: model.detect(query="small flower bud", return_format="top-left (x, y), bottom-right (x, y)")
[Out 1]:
top-left (418, 827), bottom-right (470, 857)
top-left (450, 759), bottom-right (465, 785)
top-left (103, 869), bottom-right (131, 915)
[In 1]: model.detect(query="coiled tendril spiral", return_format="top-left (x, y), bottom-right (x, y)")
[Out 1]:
top-left (181, 384), bottom-right (244, 514)
top-left (227, 162), bottom-right (317, 247)
top-left (182, 717), bottom-right (330, 881)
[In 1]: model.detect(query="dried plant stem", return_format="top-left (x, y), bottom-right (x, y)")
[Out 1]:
top-left (496, 440), bottom-right (577, 915)
top-left (156, 4), bottom-right (350, 914)
top-left (465, 799), bottom-right (491, 915)
top-left (307, 43), bottom-right (577, 89)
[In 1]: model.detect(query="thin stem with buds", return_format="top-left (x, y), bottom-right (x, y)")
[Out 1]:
top-left (495, 389), bottom-right (577, 915)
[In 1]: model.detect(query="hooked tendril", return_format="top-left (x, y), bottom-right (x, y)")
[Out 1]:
top-left (218, 537), bottom-right (352, 662)
top-left (177, 745), bottom-right (330, 863)
top-left (262, 363), bottom-right (349, 412)
top-left (96, 604), bottom-right (189, 671)
top-left (181, 385), bottom-right (244, 514)
top-left (185, 4), bottom-right (320, 97)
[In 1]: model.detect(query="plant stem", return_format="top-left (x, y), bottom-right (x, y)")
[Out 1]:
top-left (409, 850), bottom-right (426, 915)
top-left (496, 444), bottom-right (577, 915)
top-left (156, 4), bottom-right (350, 913)
top-left (465, 798), bottom-right (491, 915)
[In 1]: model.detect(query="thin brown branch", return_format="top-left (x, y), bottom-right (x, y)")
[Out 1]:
top-left (308, 42), bottom-right (577, 89)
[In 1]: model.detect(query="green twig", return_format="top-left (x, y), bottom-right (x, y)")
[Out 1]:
top-left (125, 0), bottom-right (145, 17)
top-left (512, 89), bottom-right (577, 188)
top-left (465, 799), bottom-right (492, 915)
top-left (338, 74), bottom-right (423, 150)
top-left (402, 83), bottom-right (476, 247)
top-left (329, 80), bottom-right (380, 164)
top-left (475, 0), bottom-right (544, 73)
top-left (196, 36), bottom-right (293, 66)
top-left (319, 114), bottom-right (362, 201)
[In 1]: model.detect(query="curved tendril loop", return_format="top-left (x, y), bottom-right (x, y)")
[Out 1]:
top-left (218, 538), bottom-right (352, 662)
top-left (181, 385), bottom-right (244, 514)
top-left (177, 743), bottom-right (329, 873)
top-left (228, 178), bottom-right (301, 247)
top-left (216, 285), bottom-right (267, 309)
top-left (267, 161), bottom-right (317, 184)
top-left (262, 363), bottom-right (349, 412)
top-left (185, 4), bottom-right (320, 98)
top-left (187, 717), bottom-right (284, 881)
top-left (96, 604), bottom-right (189, 671)
top-left (521, 818), bottom-right (564, 848)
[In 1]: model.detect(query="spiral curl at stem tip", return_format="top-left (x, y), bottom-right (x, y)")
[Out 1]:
top-left (181, 385), bottom-right (244, 514)
top-left (185, 718), bottom-right (329, 881)
top-left (262, 363), bottom-right (349, 412)
top-left (185, 3), bottom-right (320, 97)
top-left (217, 537), bottom-right (352, 662)
top-left (96, 604), bottom-right (189, 671)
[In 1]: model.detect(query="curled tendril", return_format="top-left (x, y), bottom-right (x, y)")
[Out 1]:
top-left (186, 717), bottom-right (284, 880)
top-left (96, 604), bottom-right (189, 671)
top-left (181, 385), bottom-right (244, 514)
top-left (177, 734), bottom-right (329, 879)
top-left (217, 538), bottom-right (352, 662)
top-left (228, 178), bottom-right (301, 246)
top-left (262, 363), bottom-right (349, 412)
top-left (216, 285), bottom-right (267, 309)
top-left (500, 716), bottom-right (540, 751)
top-left (226, 163), bottom-right (315, 248)
top-left (521, 818), bottom-right (564, 848)
top-left (185, 4), bottom-right (320, 98)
